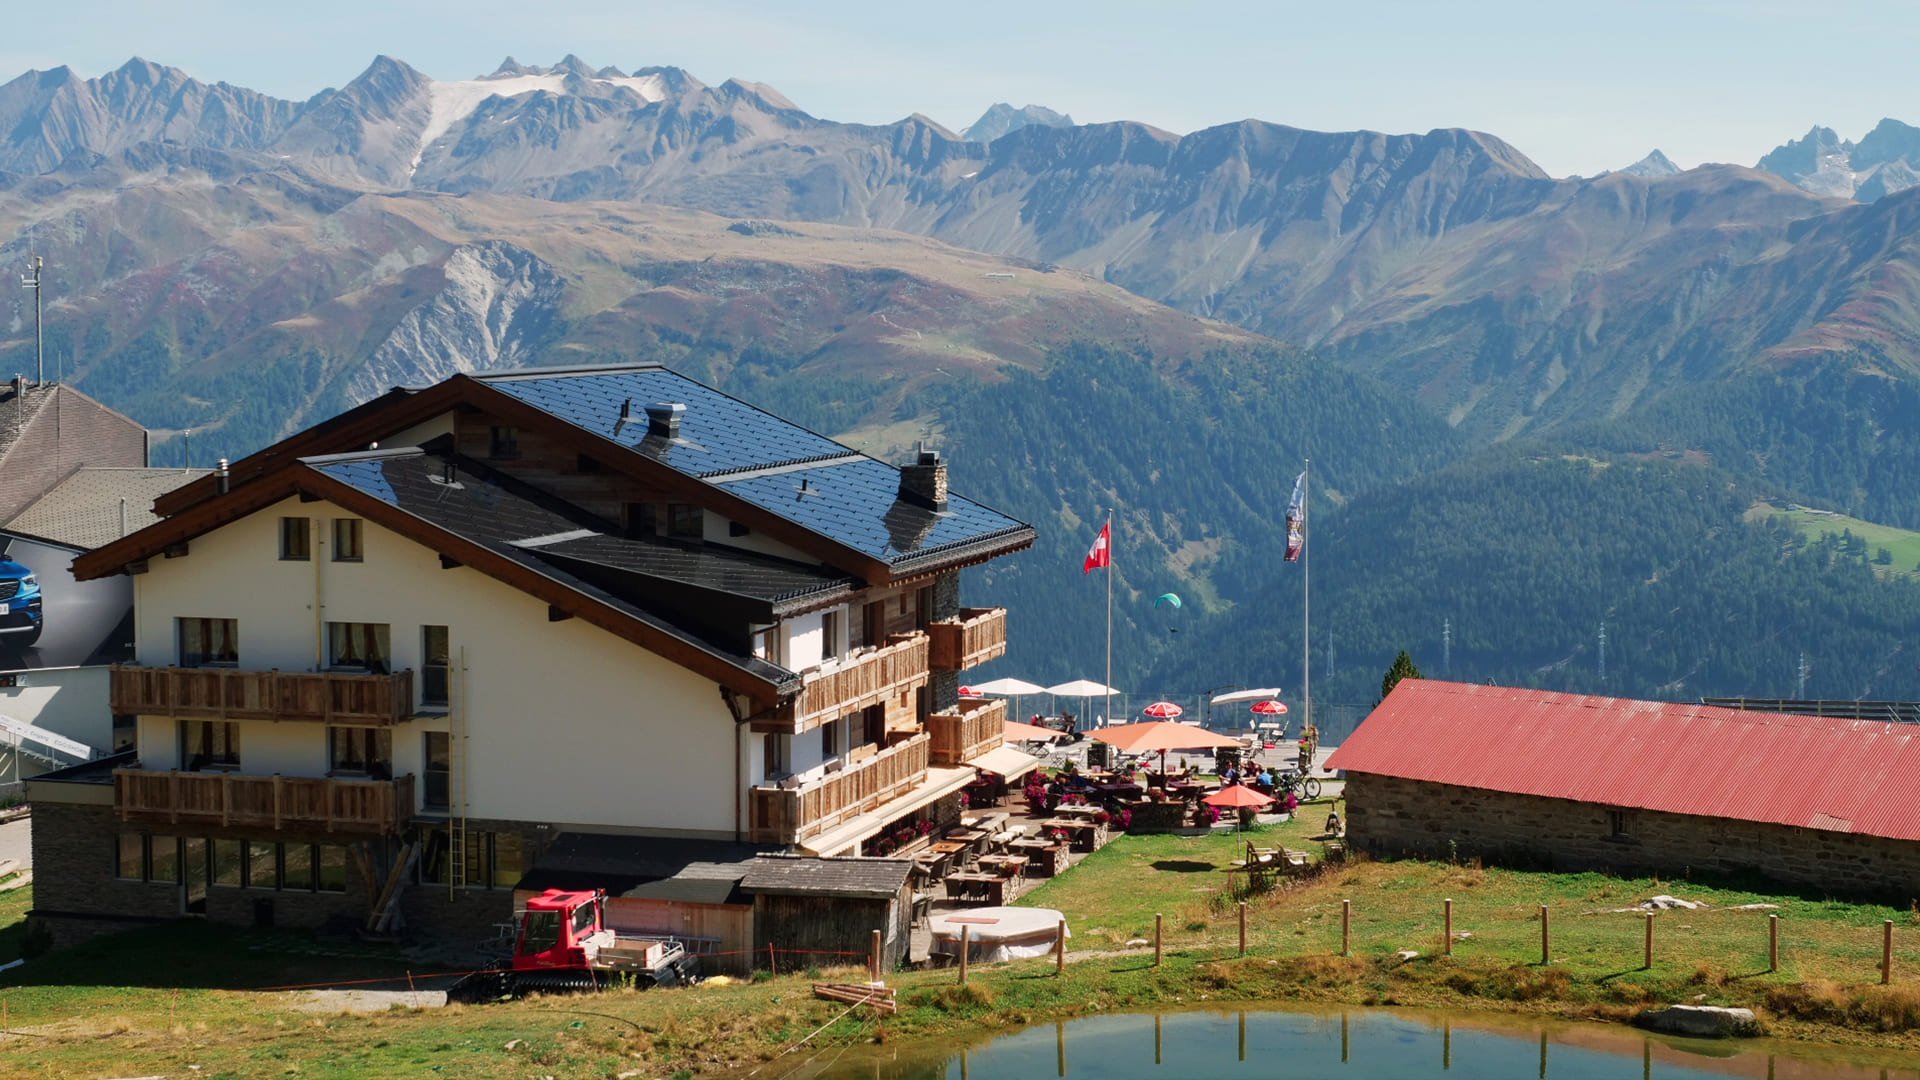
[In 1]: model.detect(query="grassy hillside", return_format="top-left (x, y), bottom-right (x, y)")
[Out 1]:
top-left (1756, 503), bottom-right (1920, 579)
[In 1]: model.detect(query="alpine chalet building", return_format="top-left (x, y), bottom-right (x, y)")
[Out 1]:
top-left (27, 364), bottom-right (1031, 947)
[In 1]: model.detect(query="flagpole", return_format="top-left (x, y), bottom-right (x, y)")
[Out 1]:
top-left (1302, 460), bottom-right (1311, 756)
top-left (1104, 507), bottom-right (1114, 731)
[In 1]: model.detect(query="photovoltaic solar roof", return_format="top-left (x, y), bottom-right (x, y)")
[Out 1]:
top-left (715, 457), bottom-right (1027, 566)
top-left (479, 366), bottom-right (851, 478)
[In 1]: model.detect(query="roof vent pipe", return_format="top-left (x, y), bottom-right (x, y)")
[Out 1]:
top-left (216, 458), bottom-right (230, 494)
top-left (645, 401), bottom-right (685, 438)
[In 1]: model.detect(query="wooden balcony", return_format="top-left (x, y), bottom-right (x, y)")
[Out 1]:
top-left (775, 633), bottom-right (930, 734)
top-left (928, 697), bottom-right (1006, 766)
top-left (927, 608), bottom-right (1007, 672)
top-left (110, 665), bottom-right (413, 725)
top-left (749, 732), bottom-right (931, 845)
top-left (113, 769), bottom-right (414, 835)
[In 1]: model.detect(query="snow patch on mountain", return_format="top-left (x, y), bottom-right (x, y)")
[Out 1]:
top-left (410, 71), bottom-right (667, 176)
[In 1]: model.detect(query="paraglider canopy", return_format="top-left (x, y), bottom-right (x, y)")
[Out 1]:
top-left (1154, 592), bottom-right (1183, 608)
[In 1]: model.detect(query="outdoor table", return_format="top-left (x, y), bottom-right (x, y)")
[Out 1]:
top-left (977, 854), bottom-right (1029, 879)
top-left (944, 872), bottom-right (1008, 905)
top-left (1037, 818), bottom-right (1107, 852)
top-left (1008, 838), bottom-right (1069, 877)
top-left (1053, 804), bottom-right (1103, 821)
top-left (929, 839), bottom-right (970, 858)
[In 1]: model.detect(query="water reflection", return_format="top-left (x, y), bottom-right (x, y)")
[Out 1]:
top-left (794, 1007), bottom-right (1918, 1080)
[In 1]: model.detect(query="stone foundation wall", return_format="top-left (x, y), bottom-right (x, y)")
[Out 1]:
top-left (1346, 773), bottom-right (1920, 901)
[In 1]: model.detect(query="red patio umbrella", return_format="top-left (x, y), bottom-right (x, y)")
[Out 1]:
top-left (1248, 699), bottom-right (1288, 716)
top-left (1141, 701), bottom-right (1185, 719)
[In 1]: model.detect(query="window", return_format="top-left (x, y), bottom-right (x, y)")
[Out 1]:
top-left (823, 610), bottom-right (843, 661)
top-left (111, 713), bottom-right (136, 752)
top-left (667, 503), bottom-right (703, 539)
top-left (282, 843), bottom-right (314, 891)
top-left (623, 502), bottom-right (656, 538)
top-left (211, 838), bottom-right (244, 888)
top-left (763, 732), bottom-right (787, 780)
top-left (248, 840), bottom-right (279, 889)
top-left (1608, 809), bottom-right (1630, 839)
top-left (488, 425), bottom-right (520, 459)
top-left (423, 731), bottom-right (450, 810)
top-left (492, 834), bottom-right (525, 889)
top-left (148, 835), bottom-right (181, 884)
top-left (752, 626), bottom-right (779, 666)
top-left (180, 720), bottom-right (239, 770)
top-left (279, 516), bottom-right (311, 560)
top-left (520, 910), bottom-right (561, 954)
top-left (316, 846), bottom-right (349, 894)
top-left (327, 622), bottom-right (391, 672)
top-left (421, 626), bottom-right (450, 706)
top-left (177, 617), bottom-right (238, 667)
top-left (332, 518), bottom-right (364, 562)
top-left (821, 720), bottom-right (840, 760)
top-left (329, 726), bottom-right (392, 778)
top-left (117, 833), bottom-right (145, 881)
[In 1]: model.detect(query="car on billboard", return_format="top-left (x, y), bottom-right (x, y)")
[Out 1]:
top-left (0, 555), bottom-right (43, 648)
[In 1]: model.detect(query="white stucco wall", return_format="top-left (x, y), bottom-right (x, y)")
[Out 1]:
top-left (130, 496), bottom-right (744, 836)
top-left (784, 611), bottom-right (825, 672)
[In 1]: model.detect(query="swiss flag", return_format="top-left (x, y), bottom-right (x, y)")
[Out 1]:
top-left (1083, 521), bottom-right (1111, 573)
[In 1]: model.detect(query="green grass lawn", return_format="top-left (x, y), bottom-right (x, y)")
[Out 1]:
top-left (1759, 502), bottom-right (1920, 577)
top-left (0, 883), bottom-right (30, 965)
top-left (6, 806), bottom-right (1920, 1076)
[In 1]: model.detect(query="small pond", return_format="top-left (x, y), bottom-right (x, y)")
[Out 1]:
top-left (791, 1007), bottom-right (1920, 1079)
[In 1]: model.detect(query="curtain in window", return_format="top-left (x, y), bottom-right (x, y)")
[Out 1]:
top-left (181, 720), bottom-right (239, 769)
top-left (180, 618), bottom-right (237, 666)
top-left (328, 623), bottom-right (391, 672)
top-left (329, 726), bottom-right (392, 777)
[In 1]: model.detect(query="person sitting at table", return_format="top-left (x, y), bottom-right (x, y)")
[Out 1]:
top-left (1257, 768), bottom-right (1274, 789)
top-left (1223, 764), bottom-right (1240, 786)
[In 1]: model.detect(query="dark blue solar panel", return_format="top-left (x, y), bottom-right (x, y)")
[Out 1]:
top-left (715, 457), bottom-right (1026, 563)
top-left (483, 369), bottom-right (851, 478)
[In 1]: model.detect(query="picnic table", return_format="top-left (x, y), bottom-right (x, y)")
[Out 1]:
top-left (976, 854), bottom-right (1030, 882)
top-left (1008, 837), bottom-right (1069, 877)
top-left (944, 871), bottom-right (1010, 905)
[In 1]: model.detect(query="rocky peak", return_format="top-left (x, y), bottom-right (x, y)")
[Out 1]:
top-left (1617, 149), bottom-right (1681, 177)
top-left (963, 102), bottom-right (1073, 144)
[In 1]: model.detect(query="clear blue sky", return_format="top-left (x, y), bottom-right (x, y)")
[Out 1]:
top-left (7, 0), bottom-right (1919, 177)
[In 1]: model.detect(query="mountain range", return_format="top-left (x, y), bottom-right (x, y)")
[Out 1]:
top-left (4, 55), bottom-right (1920, 704)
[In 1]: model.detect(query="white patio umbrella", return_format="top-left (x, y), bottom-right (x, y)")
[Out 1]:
top-left (1209, 687), bottom-right (1285, 705)
top-left (968, 677), bottom-right (1049, 722)
top-left (1045, 679), bottom-right (1124, 729)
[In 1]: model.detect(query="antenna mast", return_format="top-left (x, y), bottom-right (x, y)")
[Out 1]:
top-left (20, 251), bottom-right (43, 386)
top-left (1443, 617), bottom-right (1452, 677)
top-left (1597, 621), bottom-right (1607, 682)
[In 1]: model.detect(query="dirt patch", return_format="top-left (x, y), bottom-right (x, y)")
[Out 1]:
top-left (285, 989), bottom-right (445, 1014)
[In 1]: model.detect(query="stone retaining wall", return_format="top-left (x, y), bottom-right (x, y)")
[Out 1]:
top-left (1346, 772), bottom-right (1920, 901)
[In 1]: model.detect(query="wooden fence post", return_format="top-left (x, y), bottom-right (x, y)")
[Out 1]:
top-left (1342, 899), bottom-right (1351, 957)
top-left (1540, 905), bottom-right (1550, 965)
top-left (1884, 920), bottom-right (1894, 985)
top-left (1644, 911), bottom-right (1654, 970)
top-left (1768, 913), bottom-right (1779, 973)
top-left (960, 925), bottom-right (970, 985)
top-left (871, 929), bottom-right (882, 981)
top-left (1154, 913), bottom-right (1163, 967)
top-left (1056, 919), bottom-right (1066, 975)
top-left (1239, 901), bottom-right (1248, 957)
top-left (1443, 898), bottom-right (1453, 956)
top-left (767, 941), bottom-right (776, 975)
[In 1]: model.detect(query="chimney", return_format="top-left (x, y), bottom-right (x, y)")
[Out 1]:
top-left (644, 401), bottom-right (684, 439)
top-left (899, 441), bottom-right (948, 511)
top-left (216, 458), bottom-right (230, 494)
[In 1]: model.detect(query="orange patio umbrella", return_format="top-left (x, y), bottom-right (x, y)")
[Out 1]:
top-left (1202, 783), bottom-right (1275, 809)
top-left (1005, 719), bottom-right (1068, 742)
top-left (1092, 720), bottom-right (1243, 774)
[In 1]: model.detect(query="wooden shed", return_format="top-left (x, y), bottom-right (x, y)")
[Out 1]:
top-left (514, 833), bottom-right (771, 975)
top-left (740, 855), bottom-right (914, 973)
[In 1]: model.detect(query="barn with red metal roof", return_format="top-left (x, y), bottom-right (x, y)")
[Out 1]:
top-left (1327, 680), bottom-right (1920, 899)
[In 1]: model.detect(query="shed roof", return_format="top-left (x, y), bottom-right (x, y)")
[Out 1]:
top-left (1326, 680), bottom-right (1920, 842)
top-left (740, 855), bottom-right (912, 899)
top-left (6, 468), bottom-right (208, 550)
top-left (514, 833), bottom-right (772, 905)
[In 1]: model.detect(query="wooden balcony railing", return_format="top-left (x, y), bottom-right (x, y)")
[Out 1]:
top-left (927, 608), bottom-right (1007, 672)
top-left (749, 732), bottom-right (931, 845)
top-left (110, 666), bottom-right (413, 725)
top-left (928, 697), bottom-right (1006, 766)
top-left (782, 633), bottom-right (930, 733)
top-left (113, 769), bottom-right (414, 835)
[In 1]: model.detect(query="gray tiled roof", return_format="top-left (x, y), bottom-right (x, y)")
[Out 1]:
top-left (307, 448), bottom-right (808, 688)
top-left (0, 382), bottom-right (53, 461)
top-left (515, 833), bottom-right (772, 904)
top-left (477, 365), bottom-right (1031, 570)
top-left (6, 468), bottom-right (208, 550)
top-left (739, 855), bottom-right (913, 899)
